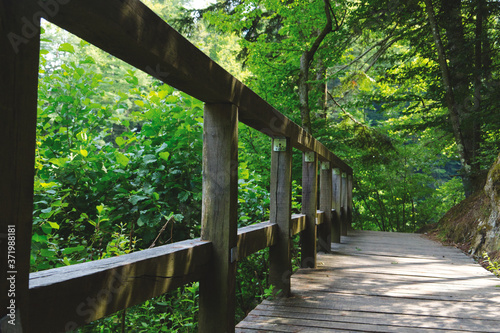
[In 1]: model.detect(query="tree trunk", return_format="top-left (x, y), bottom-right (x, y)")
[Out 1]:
top-left (423, 0), bottom-right (483, 196)
top-left (298, 0), bottom-right (335, 134)
top-left (299, 52), bottom-right (312, 134)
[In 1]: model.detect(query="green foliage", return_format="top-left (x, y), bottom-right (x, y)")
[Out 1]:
top-left (483, 252), bottom-right (500, 277)
top-left (77, 283), bottom-right (199, 332)
top-left (32, 0), bottom-right (500, 329)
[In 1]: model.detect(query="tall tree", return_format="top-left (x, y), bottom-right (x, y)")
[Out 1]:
top-left (423, 0), bottom-right (498, 196)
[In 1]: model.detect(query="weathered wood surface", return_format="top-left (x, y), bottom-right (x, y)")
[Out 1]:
top-left (269, 137), bottom-right (293, 296)
top-left (29, 239), bottom-right (211, 332)
top-left (236, 230), bottom-right (500, 332)
top-left (238, 222), bottom-right (277, 260)
top-left (300, 154), bottom-right (318, 268)
top-left (199, 104), bottom-right (239, 332)
top-left (0, 2), bottom-right (41, 331)
top-left (318, 163), bottom-right (332, 252)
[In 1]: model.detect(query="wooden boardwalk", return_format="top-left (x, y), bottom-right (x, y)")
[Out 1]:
top-left (236, 230), bottom-right (500, 332)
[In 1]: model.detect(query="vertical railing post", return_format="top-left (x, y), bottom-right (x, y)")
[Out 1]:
top-left (318, 162), bottom-right (332, 252)
top-left (341, 172), bottom-right (348, 236)
top-left (269, 137), bottom-right (292, 296)
top-left (347, 174), bottom-right (353, 232)
top-left (331, 169), bottom-right (342, 243)
top-left (300, 151), bottom-right (318, 268)
top-left (0, 3), bottom-right (41, 332)
top-left (199, 104), bottom-right (238, 333)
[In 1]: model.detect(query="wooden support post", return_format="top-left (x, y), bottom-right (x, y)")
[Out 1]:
top-left (300, 152), bottom-right (318, 268)
top-left (269, 138), bottom-right (292, 296)
top-left (341, 172), bottom-right (348, 236)
top-left (318, 162), bottom-right (332, 252)
top-left (331, 169), bottom-right (342, 243)
top-left (199, 104), bottom-right (238, 333)
top-left (0, 2), bottom-right (40, 332)
top-left (347, 174), bottom-right (353, 231)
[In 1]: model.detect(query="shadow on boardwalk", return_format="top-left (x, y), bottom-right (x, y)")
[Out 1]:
top-left (236, 230), bottom-right (500, 332)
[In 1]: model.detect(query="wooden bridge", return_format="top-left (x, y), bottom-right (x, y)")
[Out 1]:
top-left (237, 231), bottom-right (500, 332)
top-left (1, 1), bottom-right (498, 333)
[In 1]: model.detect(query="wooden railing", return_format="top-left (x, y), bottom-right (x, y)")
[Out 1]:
top-left (0, 1), bottom-right (353, 332)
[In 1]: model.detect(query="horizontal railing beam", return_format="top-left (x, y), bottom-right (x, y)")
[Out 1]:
top-left (29, 239), bottom-right (211, 332)
top-left (291, 214), bottom-right (307, 236)
top-left (28, 211), bottom-right (324, 332)
top-left (41, 0), bottom-right (351, 173)
top-left (237, 222), bottom-right (277, 260)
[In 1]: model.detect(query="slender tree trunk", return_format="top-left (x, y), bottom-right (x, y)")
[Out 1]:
top-left (316, 59), bottom-right (327, 119)
top-left (299, 52), bottom-right (312, 133)
top-left (423, 0), bottom-right (482, 196)
top-left (298, 0), bottom-right (336, 134)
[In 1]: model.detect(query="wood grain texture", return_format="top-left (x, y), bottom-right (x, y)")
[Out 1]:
top-left (318, 163), bottom-right (332, 252)
top-left (41, 0), bottom-right (351, 171)
top-left (199, 104), bottom-right (239, 333)
top-left (331, 169), bottom-right (342, 244)
top-left (237, 230), bottom-right (500, 332)
top-left (237, 222), bottom-right (277, 260)
top-left (29, 239), bottom-right (211, 332)
top-left (291, 214), bottom-right (306, 236)
top-left (340, 172), bottom-right (348, 237)
top-left (347, 174), bottom-right (353, 232)
top-left (269, 138), bottom-right (293, 296)
top-left (0, 2), bottom-right (40, 331)
top-left (300, 154), bottom-right (318, 268)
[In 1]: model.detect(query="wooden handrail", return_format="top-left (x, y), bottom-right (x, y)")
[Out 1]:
top-left (28, 212), bottom-right (321, 332)
top-left (1, 1), bottom-right (354, 332)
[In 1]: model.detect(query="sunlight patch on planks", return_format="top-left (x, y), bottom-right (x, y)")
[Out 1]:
top-left (236, 230), bottom-right (500, 333)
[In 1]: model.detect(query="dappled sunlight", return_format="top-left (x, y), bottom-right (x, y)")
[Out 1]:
top-left (238, 230), bottom-right (500, 331)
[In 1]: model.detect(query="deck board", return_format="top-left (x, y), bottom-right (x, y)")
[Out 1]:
top-left (236, 230), bottom-right (500, 332)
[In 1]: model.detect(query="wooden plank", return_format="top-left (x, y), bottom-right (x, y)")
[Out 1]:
top-left (237, 222), bottom-right (277, 260)
top-left (245, 305), bottom-right (496, 332)
top-left (331, 169), bottom-right (341, 243)
top-left (199, 104), bottom-right (238, 333)
top-left (0, 2), bottom-right (41, 331)
top-left (291, 214), bottom-right (306, 236)
top-left (269, 137), bottom-right (293, 296)
top-left (28, 239), bottom-right (211, 332)
top-left (300, 153), bottom-right (318, 268)
top-left (318, 162), bottom-right (332, 252)
top-left (41, 0), bottom-right (352, 172)
top-left (238, 314), bottom-right (478, 333)
top-left (262, 292), bottom-right (500, 320)
top-left (238, 230), bottom-right (500, 332)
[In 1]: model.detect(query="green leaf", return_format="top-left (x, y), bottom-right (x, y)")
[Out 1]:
top-left (114, 151), bottom-right (130, 167)
top-left (62, 246), bottom-right (85, 255)
top-left (178, 192), bottom-right (189, 202)
top-left (159, 151), bottom-right (170, 162)
top-left (48, 222), bottom-right (60, 230)
top-left (32, 233), bottom-right (48, 243)
top-left (40, 249), bottom-right (57, 257)
top-left (137, 216), bottom-right (146, 227)
top-left (58, 43), bottom-right (75, 54)
top-left (134, 100), bottom-right (145, 107)
top-left (42, 224), bottom-right (52, 234)
top-left (143, 154), bottom-right (157, 164)
top-left (96, 205), bottom-right (104, 214)
top-left (115, 137), bottom-right (126, 147)
top-left (129, 195), bottom-right (148, 205)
